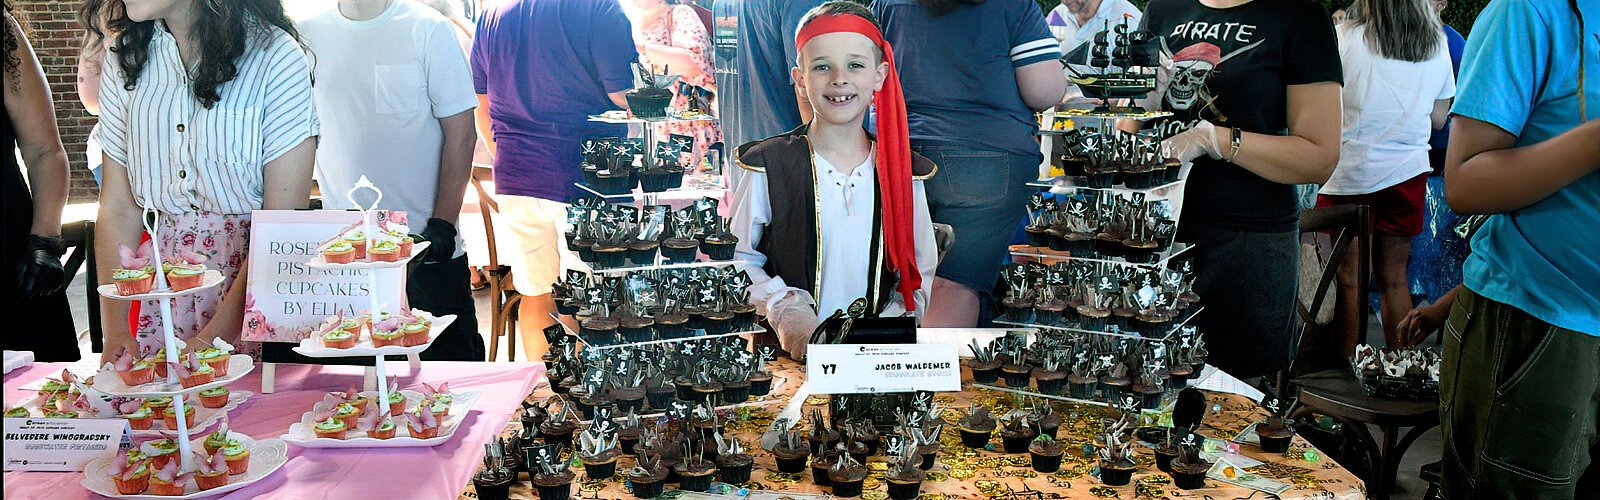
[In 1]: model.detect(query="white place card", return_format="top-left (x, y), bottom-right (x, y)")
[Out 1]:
top-left (805, 344), bottom-right (961, 395)
top-left (3, 417), bottom-right (129, 471)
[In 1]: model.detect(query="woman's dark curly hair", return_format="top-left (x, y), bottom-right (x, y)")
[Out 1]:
top-left (3, 0), bottom-right (26, 85)
top-left (79, 0), bottom-right (304, 109)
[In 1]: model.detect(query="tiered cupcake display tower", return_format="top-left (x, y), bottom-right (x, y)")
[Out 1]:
top-left (550, 65), bottom-right (761, 352)
top-left (279, 177), bottom-right (475, 448)
top-left (82, 207), bottom-right (287, 497)
top-left (968, 26), bottom-right (1210, 411)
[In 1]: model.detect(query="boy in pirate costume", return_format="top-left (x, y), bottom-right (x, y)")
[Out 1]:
top-left (730, 1), bottom-right (937, 360)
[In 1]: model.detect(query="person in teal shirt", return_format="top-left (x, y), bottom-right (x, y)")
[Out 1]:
top-left (1438, 0), bottom-right (1599, 498)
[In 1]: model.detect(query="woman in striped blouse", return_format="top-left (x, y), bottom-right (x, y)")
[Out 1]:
top-left (83, 0), bottom-right (319, 363)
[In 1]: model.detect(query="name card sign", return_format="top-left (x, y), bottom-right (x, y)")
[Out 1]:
top-left (241, 210), bottom-right (407, 343)
top-left (3, 417), bottom-right (129, 471)
top-left (806, 344), bottom-right (960, 395)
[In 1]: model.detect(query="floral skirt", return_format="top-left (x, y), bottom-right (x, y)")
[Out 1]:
top-left (135, 212), bottom-right (258, 357)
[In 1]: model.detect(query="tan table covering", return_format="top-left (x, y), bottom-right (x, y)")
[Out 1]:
top-left (468, 359), bottom-right (1365, 500)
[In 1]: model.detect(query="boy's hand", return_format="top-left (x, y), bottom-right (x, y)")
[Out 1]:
top-left (1397, 303), bottom-right (1449, 348)
top-left (769, 290), bottom-right (820, 361)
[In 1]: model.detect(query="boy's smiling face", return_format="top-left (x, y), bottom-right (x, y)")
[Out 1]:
top-left (794, 32), bottom-right (888, 127)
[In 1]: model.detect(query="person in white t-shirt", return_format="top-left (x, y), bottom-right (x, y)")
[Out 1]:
top-left (300, 0), bottom-right (483, 360)
top-left (1047, 0), bottom-right (1141, 54)
top-left (1318, 0), bottom-right (1454, 350)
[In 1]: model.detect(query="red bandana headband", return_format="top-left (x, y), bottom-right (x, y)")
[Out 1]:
top-left (795, 13), bottom-right (921, 312)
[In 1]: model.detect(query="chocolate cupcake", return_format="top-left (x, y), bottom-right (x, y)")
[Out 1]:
top-left (1000, 360), bottom-right (1033, 389)
top-left (654, 311), bottom-right (689, 339)
top-left (619, 316), bottom-right (655, 344)
top-left (1033, 359), bottom-right (1067, 396)
top-left (714, 432), bottom-right (753, 484)
top-left (610, 385), bottom-right (646, 414)
top-left (1028, 436), bottom-right (1064, 473)
top-left (661, 236), bottom-right (699, 263)
top-left (885, 465), bottom-right (926, 500)
top-left (811, 448), bottom-right (841, 486)
top-left (701, 232), bottom-right (738, 261)
top-left (579, 317), bottom-right (620, 346)
top-left (828, 454), bottom-right (870, 498)
top-left (956, 406), bottom-right (997, 449)
top-left (626, 457), bottom-right (668, 498)
top-left (673, 456), bottom-right (716, 492)
top-left (627, 239), bottom-right (660, 266)
top-left (769, 429), bottom-right (810, 473)
top-left (1000, 416), bottom-right (1039, 454)
top-left (720, 378), bottom-right (751, 404)
top-left (530, 469), bottom-right (574, 500)
top-left (592, 243), bottom-right (627, 268)
top-left (747, 370), bottom-right (774, 397)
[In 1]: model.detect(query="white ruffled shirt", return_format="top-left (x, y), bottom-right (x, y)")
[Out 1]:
top-left (732, 149), bottom-right (937, 321)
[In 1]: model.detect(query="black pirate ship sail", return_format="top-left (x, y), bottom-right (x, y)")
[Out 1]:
top-left (1061, 17), bottom-right (1162, 102)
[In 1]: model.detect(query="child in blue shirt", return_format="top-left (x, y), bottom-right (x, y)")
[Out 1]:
top-left (1437, 0), bottom-right (1599, 498)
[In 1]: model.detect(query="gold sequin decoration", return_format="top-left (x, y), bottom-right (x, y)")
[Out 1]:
top-left (926, 471), bottom-right (949, 482)
top-left (1007, 469), bottom-right (1037, 479)
top-left (805, 396), bottom-right (829, 406)
top-left (863, 478), bottom-right (882, 491)
top-left (1134, 482), bottom-right (1167, 498)
top-left (1133, 454), bottom-right (1155, 467)
top-left (918, 494), bottom-right (950, 500)
top-left (940, 455), bottom-right (966, 466)
top-left (975, 480), bottom-right (1004, 497)
top-left (1005, 456), bottom-right (1032, 467)
top-left (1090, 485), bottom-right (1121, 497)
top-left (766, 471), bottom-right (804, 486)
top-left (577, 481), bottom-right (608, 492)
top-left (976, 457), bottom-right (1007, 469)
top-left (868, 461), bottom-right (890, 472)
top-left (861, 492), bottom-right (888, 500)
top-left (1053, 463), bottom-right (1086, 480)
top-left (949, 465), bottom-right (976, 479)
top-left (1137, 475), bottom-right (1170, 486)
top-left (1290, 474), bottom-right (1326, 490)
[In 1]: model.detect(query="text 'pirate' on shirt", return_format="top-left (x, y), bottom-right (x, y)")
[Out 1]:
top-left (1140, 0), bottom-right (1341, 234)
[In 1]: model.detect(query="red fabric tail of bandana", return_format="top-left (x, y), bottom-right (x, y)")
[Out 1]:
top-left (796, 14), bottom-right (922, 311)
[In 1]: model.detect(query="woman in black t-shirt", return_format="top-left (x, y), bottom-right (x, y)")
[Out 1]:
top-left (1139, 0), bottom-right (1343, 379)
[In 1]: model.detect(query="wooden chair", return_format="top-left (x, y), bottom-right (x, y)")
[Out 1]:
top-left (1286, 204), bottom-right (1438, 500)
top-left (61, 220), bottom-right (101, 352)
top-left (470, 166), bottom-right (523, 361)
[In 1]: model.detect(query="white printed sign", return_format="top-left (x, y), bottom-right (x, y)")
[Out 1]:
top-left (3, 417), bottom-right (129, 471)
top-left (241, 210), bottom-right (407, 342)
top-left (805, 344), bottom-right (961, 394)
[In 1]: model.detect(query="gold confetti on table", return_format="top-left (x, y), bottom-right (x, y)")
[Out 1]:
top-left (1090, 485), bottom-right (1121, 497)
top-left (861, 491), bottom-right (888, 500)
top-left (926, 471), bottom-right (949, 482)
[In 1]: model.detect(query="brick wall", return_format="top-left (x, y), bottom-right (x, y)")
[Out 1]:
top-left (14, 0), bottom-right (98, 203)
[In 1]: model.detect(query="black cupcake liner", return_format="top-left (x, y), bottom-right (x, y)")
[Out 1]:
top-left (958, 429), bottom-right (991, 448)
top-left (831, 478), bottom-right (864, 498)
top-left (887, 479), bottom-right (923, 500)
top-left (1030, 452), bottom-right (1063, 473)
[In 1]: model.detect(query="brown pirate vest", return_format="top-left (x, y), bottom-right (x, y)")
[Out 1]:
top-left (734, 125), bottom-right (936, 315)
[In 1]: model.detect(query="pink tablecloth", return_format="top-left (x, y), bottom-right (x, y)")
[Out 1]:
top-left (3, 360), bottom-right (543, 500)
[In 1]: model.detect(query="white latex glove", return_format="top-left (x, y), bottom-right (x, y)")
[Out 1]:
top-left (1162, 120), bottom-right (1223, 165)
top-left (1133, 52), bottom-right (1176, 111)
top-left (767, 289), bottom-right (821, 361)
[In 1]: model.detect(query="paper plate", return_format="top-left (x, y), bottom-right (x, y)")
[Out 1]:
top-left (281, 390), bottom-right (479, 448)
top-left (80, 434), bottom-right (288, 499)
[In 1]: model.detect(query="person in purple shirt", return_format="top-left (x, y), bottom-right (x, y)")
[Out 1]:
top-left (471, 0), bottom-right (637, 360)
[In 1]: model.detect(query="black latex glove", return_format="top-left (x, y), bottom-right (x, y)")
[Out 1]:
top-left (16, 234), bottom-right (67, 301)
top-left (414, 218), bottom-right (458, 265)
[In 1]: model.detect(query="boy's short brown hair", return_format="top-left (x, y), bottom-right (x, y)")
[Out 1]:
top-left (795, 1), bottom-right (884, 61)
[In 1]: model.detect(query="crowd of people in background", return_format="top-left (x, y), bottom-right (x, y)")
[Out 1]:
top-left (0, 0), bottom-right (1593, 497)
